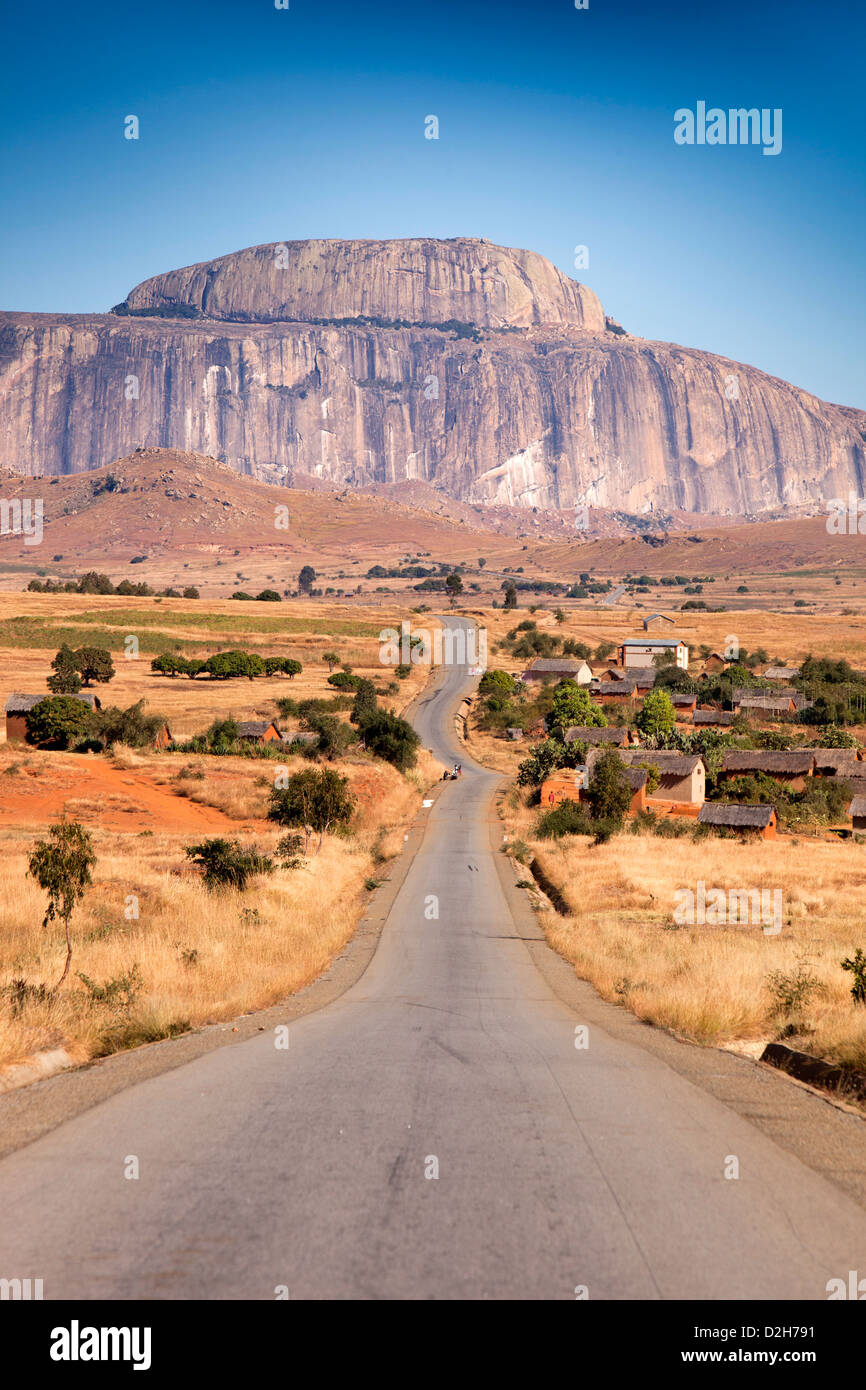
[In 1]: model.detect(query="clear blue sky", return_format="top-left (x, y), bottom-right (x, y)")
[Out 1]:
top-left (1, 0), bottom-right (863, 407)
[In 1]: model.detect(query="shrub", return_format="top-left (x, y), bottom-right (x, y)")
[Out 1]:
top-left (267, 768), bottom-right (355, 853)
top-left (185, 837), bottom-right (274, 890)
top-left (357, 709), bottom-right (420, 770)
top-left (536, 799), bottom-right (592, 838)
top-left (26, 696), bottom-right (93, 749)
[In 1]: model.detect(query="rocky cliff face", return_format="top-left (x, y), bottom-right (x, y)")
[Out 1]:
top-left (1, 238), bottom-right (863, 515)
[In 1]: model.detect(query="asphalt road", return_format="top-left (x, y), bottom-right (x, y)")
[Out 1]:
top-left (2, 617), bottom-right (866, 1299)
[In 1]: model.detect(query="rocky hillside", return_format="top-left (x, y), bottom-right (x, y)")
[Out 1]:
top-left (1, 238), bottom-right (863, 516)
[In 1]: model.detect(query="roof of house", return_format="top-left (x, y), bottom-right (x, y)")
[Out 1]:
top-left (763, 666), bottom-right (800, 680)
top-left (563, 725), bottom-right (629, 745)
top-left (732, 686), bottom-right (789, 701)
top-left (593, 681), bottom-right (637, 696)
top-left (620, 750), bottom-right (704, 776)
top-left (693, 709), bottom-right (734, 725)
top-left (643, 613), bottom-right (674, 625)
top-left (5, 691), bottom-right (100, 713)
top-left (621, 638), bottom-right (684, 648)
top-left (523, 658), bottom-right (589, 674)
top-left (671, 693), bottom-right (698, 706)
top-left (721, 750), bottom-right (813, 775)
top-left (850, 796), bottom-right (866, 818)
top-left (803, 748), bottom-right (861, 772)
top-left (623, 767), bottom-right (648, 789)
top-left (236, 720), bottom-right (277, 738)
top-left (735, 695), bottom-right (796, 712)
top-left (699, 802), bottom-right (776, 828)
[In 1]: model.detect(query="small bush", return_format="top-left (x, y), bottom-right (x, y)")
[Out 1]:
top-left (185, 838), bottom-right (274, 890)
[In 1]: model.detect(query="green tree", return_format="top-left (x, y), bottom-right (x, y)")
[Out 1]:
top-left (548, 680), bottom-right (606, 733)
top-left (298, 565), bottom-right (317, 595)
top-left (586, 748), bottom-right (631, 830)
top-left (182, 586), bottom-right (200, 599)
top-left (26, 696), bottom-right (93, 748)
top-left (350, 679), bottom-right (378, 726)
top-left (255, 589), bottom-right (282, 602)
top-left (503, 584), bottom-right (517, 611)
top-left (516, 738), bottom-right (579, 787)
top-left (267, 768), bottom-right (355, 854)
top-left (636, 689), bottom-right (677, 740)
top-left (445, 573), bottom-right (463, 604)
top-left (479, 669), bottom-right (517, 696)
top-left (322, 650), bottom-right (340, 672)
top-left (151, 653), bottom-right (187, 677)
top-left (28, 819), bottom-right (96, 990)
top-left (47, 644), bottom-right (82, 695)
top-left (358, 709), bottom-right (420, 770)
top-left (205, 650), bottom-right (264, 681)
top-left (73, 646), bottom-right (115, 687)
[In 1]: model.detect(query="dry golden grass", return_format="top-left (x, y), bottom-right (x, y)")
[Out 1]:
top-left (0, 740), bottom-right (442, 1082)
top-left (502, 793), bottom-right (866, 1073)
top-left (0, 592), bottom-right (437, 739)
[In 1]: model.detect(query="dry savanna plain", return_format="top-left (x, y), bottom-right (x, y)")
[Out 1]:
top-left (2, 449), bottom-right (866, 1104)
top-left (0, 592), bottom-right (441, 1084)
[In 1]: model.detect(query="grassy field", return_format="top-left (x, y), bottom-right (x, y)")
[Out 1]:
top-left (500, 792), bottom-right (866, 1077)
top-left (0, 593), bottom-right (434, 739)
top-left (0, 742), bottom-right (442, 1081)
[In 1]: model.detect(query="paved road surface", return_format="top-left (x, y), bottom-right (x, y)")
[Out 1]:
top-left (2, 618), bottom-right (866, 1299)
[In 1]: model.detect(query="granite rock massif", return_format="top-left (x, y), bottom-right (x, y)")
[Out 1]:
top-left (1, 237), bottom-right (863, 516)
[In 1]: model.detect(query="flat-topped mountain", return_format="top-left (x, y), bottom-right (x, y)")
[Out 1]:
top-left (0, 237), bottom-right (863, 516)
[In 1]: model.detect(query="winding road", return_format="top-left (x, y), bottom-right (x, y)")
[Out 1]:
top-left (2, 617), bottom-right (866, 1299)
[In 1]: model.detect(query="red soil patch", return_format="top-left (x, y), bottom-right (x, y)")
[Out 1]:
top-left (0, 754), bottom-right (238, 833)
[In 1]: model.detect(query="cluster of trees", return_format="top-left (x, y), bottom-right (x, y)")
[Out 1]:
top-left (27, 571), bottom-right (199, 599)
top-left (151, 652), bottom-right (302, 680)
top-left (797, 656), bottom-right (866, 726)
top-left (231, 589), bottom-right (282, 602)
top-left (48, 644), bottom-right (115, 693)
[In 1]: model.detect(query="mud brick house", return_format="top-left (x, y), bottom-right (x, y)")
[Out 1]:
top-left (280, 729), bottom-right (318, 747)
top-left (850, 796), bottom-right (866, 831)
top-left (693, 709), bottom-right (734, 727)
top-left (701, 652), bottom-right (730, 674)
top-left (540, 765), bottom-right (647, 816)
top-left (698, 803), bottom-right (778, 839)
top-left (587, 748), bottom-right (706, 807)
top-left (643, 613), bottom-right (675, 630)
top-left (618, 638), bottom-right (689, 670)
top-left (671, 693), bottom-right (698, 716)
top-left (592, 680), bottom-right (638, 703)
top-left (236, 720), bottom-right (281, 744)
top-left (5, 691), bottom-right (102, 743)
top-left (563, 725), bottom-right (630, 748)
top-left (734, 694), bottom-right (797, 716)
top-left (521, 658), bottom-right (592, 685)
top-left (719, 750), bottom-right (814, 789)
top-left (539, 766), bottom-right (588, 806)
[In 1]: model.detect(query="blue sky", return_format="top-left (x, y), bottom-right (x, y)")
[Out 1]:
top-left (2, 0), bottom-right (863, 406)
